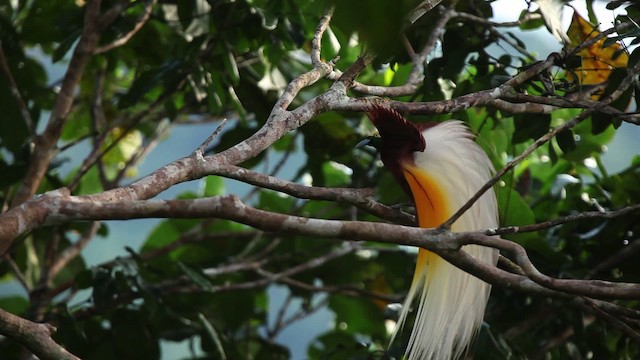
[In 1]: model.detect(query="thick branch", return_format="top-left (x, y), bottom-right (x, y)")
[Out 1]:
top-left (0, 309), bottom-right (79, 360)
top-left (310, 8), bottom-right (333, 66)
top-left (3, 191), bottom-right (640, 300)
top-left (12, 0), bottom-right (108, 207)
top-left (459, 233), bottom-right (640, 299)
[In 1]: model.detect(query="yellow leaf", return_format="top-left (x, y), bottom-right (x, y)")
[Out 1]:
top-left (102, 127), bottom-right (143, 171)
top-left (565, 12), bottom-right (628, 88)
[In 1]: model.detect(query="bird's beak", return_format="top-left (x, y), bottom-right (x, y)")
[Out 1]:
top-left (356, 137), bottom-right (373, 149)
top-left (356, 136), bottom-right (382, 150)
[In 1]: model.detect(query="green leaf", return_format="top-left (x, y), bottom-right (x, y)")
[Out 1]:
top-left (53, 28), bottom-right (81, 63)
top-left (75, 269), bottom-right (94, 289)
top-left (0, 296), bottom-right (29, 315)
top-left (322, 161), bottom-right (351, 187)
top-left (258, 190), bottom-right (294, 213)
top-left (629, 45), bottom-right (640, 67)
top-left (548, 141), bottom-right (558, 165)
top-left (556, 129), bottom-right (577, 154)
top-left (330, 0), bottom-right (411, 59)
top-left (102, 128), bottom-right (143, 169)
top-left (61, 102), bottom-right (91, 141)
top-left (272, 133), bottom-right (295, 152)
top-left (602, 28), bottom-right (640, 48)
top-left (20, 1), bottom-right (82, 46)
top-left (52, 305), bottom-right (88, 355)
top-left (563, 118), bottom-right (615, 161)
top-left (111, 308), bottom-right (160, 359)
top-left (308, 330), bottom-right (367, 360)
top-left (198, 313), bottom-right (227, 360)
top-left (328, 295), bottom-right (385, 339)
top-left (254, 341), bottom-right (290, 360)
top-left (0, 163), bottom-right (27, 189)
top-left (518, 10), bottom-right (545, 30)
top-left (209, 291), bottom-right (257, 330)
top-left (207, 84), bottom-right (224, 113)
top-left (495, 185), bottom-right (536, 242)
top-left (90, 267), bottom-right (116, 310)
top-left (177, 0), bottom-right (196, 29)
top-left (177, 261), bottom-right (214, 291)
top-left (0, 80), bottom-right (30, 153)
top-left (73, 166), bottom-right (103, 195)
top-left (512, 113), bottom-right (551, 144)
top-left (141, 221), bottom-right (181, 252)
top-left (606, 0), bottom-right (626, 10)
top-left (227, 85), bottom-right (246, 120)
top-left (224, 48), bottom-right (240, 85)
top-left (118, 60), bottom-right (183, 109)
top-left (203, 176), bottom-right (225, 197)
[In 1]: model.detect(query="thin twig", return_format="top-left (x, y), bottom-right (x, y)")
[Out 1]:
top-left (208, 164), bottom-right (413, 225)
top-left (49, 222), bottom-right (101, 279)
top-left (94, 0), bottom-right (157, 54)
top-left (489, 26), bottom-right (536, 61)
top-left (0, 41), bottom-right (34, 133)
top-left (585, 237), bottom-right (640, 279)
top-left (90, 66), bottom-right (110, 188)
top-left (72, 241), bottom-right (359, 321)
top-left (267, 294), bottom-right (329, 340)
top-left (582, 298), bottom-right (640, 343)
top-left (441, 114), bottom-right (588, 229)
top-left (274, 275), bottom-right (401, 303)
top-left (2, 254), bottom-right (29, 291)
top-left (68, 85), bottom-right (184, 191)
top-left (112, 120), bottom-right (174, 186)
top-left (267, 293), bottom-right (294, 339)
top-left (407, 0), bottom-right (445, 25)
top-left (195, 119), bottom-right (228, 155)
top-left (487, 204), bottom-right (640, 236)
top-left (450, 9), bottom-right (543, 28)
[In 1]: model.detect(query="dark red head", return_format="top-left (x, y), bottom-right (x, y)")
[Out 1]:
top-left (364, 106), bottom-right (426, 198)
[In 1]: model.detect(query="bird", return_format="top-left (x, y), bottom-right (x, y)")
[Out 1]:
top-left (361, 106), bottom-right (499, 360)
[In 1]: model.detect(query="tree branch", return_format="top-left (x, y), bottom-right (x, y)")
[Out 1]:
top-left (488, 204), bottom-right (640, 236)
top-left (0, 41), bottom-right (34, 134)
top-left (441, 58), bottom-right (640, 229)
top-left (208, 164), bottom-right (414, 225)
top-left (310, 8), bottom-right (333, 66)
top-left (458, 233), bottom-right (640, 299)
top-left (0, 308), bottom-right (80, 360)
top-left (11, 0), bottom-right (112, 207)
top-left (94, 0), bottom-right (157, 54)
top-left (3, 190), bottom-right (639, 300)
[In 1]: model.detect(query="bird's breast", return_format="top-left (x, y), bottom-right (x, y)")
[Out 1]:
top-left (402, 165), bottom-right (451, 228)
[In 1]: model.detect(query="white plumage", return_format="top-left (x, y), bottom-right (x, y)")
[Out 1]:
top-left (393, 121), bottom-right (499, 360)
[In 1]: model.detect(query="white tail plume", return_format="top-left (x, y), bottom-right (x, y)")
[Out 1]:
top-left (392, 121), bottom-right (499, 360)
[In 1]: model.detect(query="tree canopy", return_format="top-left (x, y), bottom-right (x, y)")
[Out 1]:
top-left (1, 0), bottom-right (639, 359)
